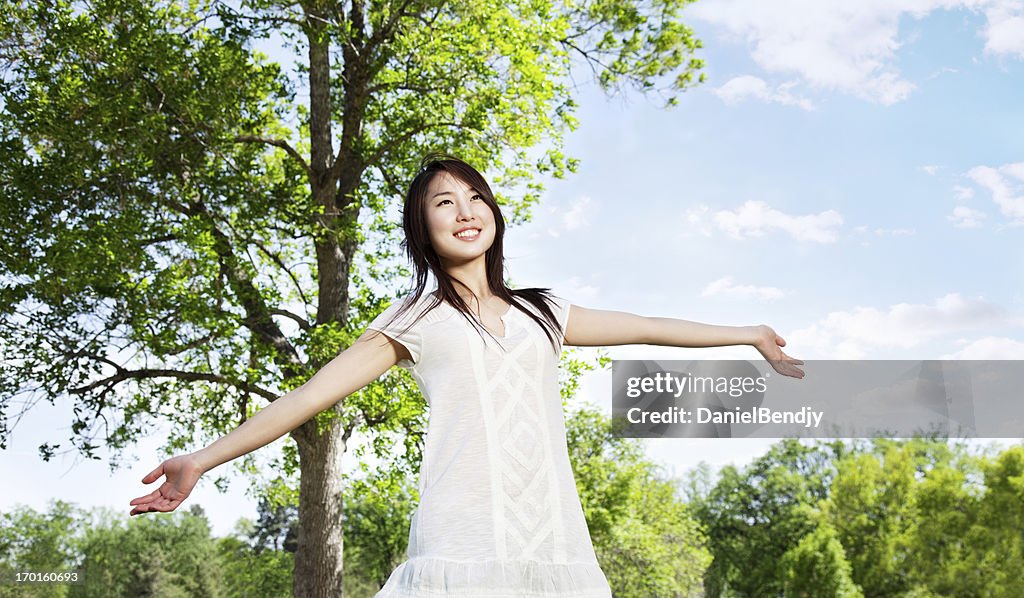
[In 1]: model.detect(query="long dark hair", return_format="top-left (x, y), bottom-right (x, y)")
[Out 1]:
top-left (381, 153), bottom-right (564, 354)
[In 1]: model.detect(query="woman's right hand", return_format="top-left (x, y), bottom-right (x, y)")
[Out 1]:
top-left (752, 324), bottom-right (805, 379)
top-left (129, 454), bottom-right (205, 516)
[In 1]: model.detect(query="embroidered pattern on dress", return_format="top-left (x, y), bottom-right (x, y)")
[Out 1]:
top-left (467, 315), bottom-right (568, 562)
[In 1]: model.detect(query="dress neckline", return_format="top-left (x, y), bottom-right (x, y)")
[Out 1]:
top-left (430, 293), bottom-right (514, 339)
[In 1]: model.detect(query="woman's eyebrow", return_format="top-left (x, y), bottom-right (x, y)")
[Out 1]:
top-left (431, 188), bottom-right (479, 199)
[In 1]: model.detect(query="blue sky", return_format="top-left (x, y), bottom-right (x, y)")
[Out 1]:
top-left (511, 0), bottom-right (1024, 362)
top-left (2, 0), bottom-right (1022, 537)
top-left (505, 0), bottom-right (1024, 496)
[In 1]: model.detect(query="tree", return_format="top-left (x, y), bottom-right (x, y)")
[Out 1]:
top-left (825, 438), bottom-right (971, 597)
top-left (1, 0), bottom-right (706, 594)
top-left (216, 532), bottom-right (294, 598)
top-left (780, 522), bottom-right (863, 598)
top-left (900, 441), bottom-right (984, 596)
top-left (566, 406), bottom-right (711, 597)
top-left (250, 496), bottom-right (299, 555)
top-left (0, 501), bottom-right (82, 598)
top-left (957, 445), bottom-right (1024, 597)
top-left (827, 449), bottom-right (916, 596)
top-left (340, 459), bottom-right (419, 593)
top-left (690, 438), bottom-right (843, 597)
top-left (73, 505), bottom-right (224, 598)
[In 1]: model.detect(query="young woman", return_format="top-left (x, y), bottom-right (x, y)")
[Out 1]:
top-left (129, 155), bottom-right (804, 597)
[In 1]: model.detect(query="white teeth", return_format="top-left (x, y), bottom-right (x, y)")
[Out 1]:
top-left (455, 229), bottom-right (480, 239)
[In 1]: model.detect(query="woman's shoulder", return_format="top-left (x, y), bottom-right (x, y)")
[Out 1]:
top-left (510, 288), bottom-right (569, 311)
top-left (394, 291), bottom-right (452, 322)
top-left (368, 291), bottom-right (451, 331)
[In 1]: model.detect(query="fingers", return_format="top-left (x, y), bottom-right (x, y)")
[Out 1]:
top-left (130, 504), bottom-right (160, 516)
top-left (769, 357), bottom-right (805, 379)
top-left (130, 502), bottom-right (155, 516)
top-left (129, 489), bottom-right (162, 506)
top-left (142, 463), bottom-right (165, 484)
top-left (778, 350), bottom-right (804, 365)
top-left (129, 497), bottom-right (181, 516)
top-left (779, 365), bottom-right (804, 379)
top-left (129, 487), bottom-right (166, 515)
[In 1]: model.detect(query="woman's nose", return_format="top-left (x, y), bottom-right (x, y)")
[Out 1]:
top-left (456, 199), bottom-right (474, 219)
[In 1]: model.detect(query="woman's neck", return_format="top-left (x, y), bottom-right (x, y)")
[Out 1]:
top-left (442, 258), bottom-right (493, 304)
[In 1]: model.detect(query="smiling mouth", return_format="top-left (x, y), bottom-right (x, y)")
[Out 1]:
top-left (454, 229), bottom-right (481, 240)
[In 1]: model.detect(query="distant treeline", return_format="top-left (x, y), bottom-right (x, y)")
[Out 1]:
top-left (682, 436), bottom-right (1023, 598)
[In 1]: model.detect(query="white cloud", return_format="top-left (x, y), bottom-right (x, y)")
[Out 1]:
top-left (965, 162), bottom-right (1024, 225)
top-left (561, 276), bottom-right (599, 302)
top-left (953, 185), bottom-right (975, 201)
top-left (682, 205), bottom-right (715, 238)
top-left (563, 196), bottom-right (594, 231)
top-left (856, 227), bottom-right (916, 236)
top-left (1004, 163), bottom-right (1024, 180)
top-left (712, 75), bottom-right (816, 110)
top-left (788, 293), bottom-right (1022, 358)
top-left (710, 200), bottom-right (844, 242)
top-left (922, 165), bottom-right (940, 175)
top-left (546, 195), bottom-right (595, 237)
top-left (690, 0), bottom-right (1024, 105)
top-left (948, 205), bottom-right (987, 228)
top-left (701, 276), bottom-right (787, 300)
top-left (923, 66), bottom-right (960, 80)
top-left (941, 336), bottom-right (1024, 358)
top-left (980, 0), bottom-right (1024, 57)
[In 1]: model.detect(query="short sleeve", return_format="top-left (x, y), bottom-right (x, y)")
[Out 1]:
top-left (366, 297), bottom-right (424, 368)
top-left (549, 295), bottom-right (573, 351)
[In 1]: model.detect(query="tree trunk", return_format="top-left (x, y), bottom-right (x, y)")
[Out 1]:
top-left (292, 0), bottom-right (371, 594)
top-left (292, 411), bottom-right (349, 597)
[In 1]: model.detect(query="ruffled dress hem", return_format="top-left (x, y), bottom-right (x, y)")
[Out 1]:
top-left (373, 556), bottom-right (613, 597)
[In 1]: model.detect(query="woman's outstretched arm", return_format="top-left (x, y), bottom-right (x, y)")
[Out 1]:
top-left (128, 330), bottom-right (408, 516)
top-left (563, 305), bottom-right (805, 378)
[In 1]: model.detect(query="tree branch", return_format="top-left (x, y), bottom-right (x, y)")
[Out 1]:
top-left (156, 196), bottom-right (306, 379)
top-left (362, 120), bottom-right (466, 170)
top-left (365, 0), bottom-right (416, 54)
top-left (69, 363), bottom-right (278, 401)
top-left (375, 165), bottom-right (407, 202)
top-left (234, 135), bottom-right (312, 178)
top-left (559, 37), bottom-right (610, 81)
top-left (247, 235), bottom-right (314, 309)
top-left (270, 308), bottom-right (313, 332)
top-left (210, 1), bottom-right (306, 29)
top-left (364, 80), bottom-right (445, 96)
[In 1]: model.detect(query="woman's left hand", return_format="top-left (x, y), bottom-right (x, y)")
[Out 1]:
top-left (752, 325), bottom-right (805, 379)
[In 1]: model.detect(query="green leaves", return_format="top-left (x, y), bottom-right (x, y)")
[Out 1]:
top-left (2, 0), bottom-right (708, 589)
top-left (689, 439), bottom-right (1024, 597)
top-left (565, 405), bottom-right (710, 596)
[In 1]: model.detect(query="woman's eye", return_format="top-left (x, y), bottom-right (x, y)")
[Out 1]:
top-left (472, 194), bottom-right (483, 200)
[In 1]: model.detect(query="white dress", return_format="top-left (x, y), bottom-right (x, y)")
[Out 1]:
top-left (366, 292), bottom-right (613, 598)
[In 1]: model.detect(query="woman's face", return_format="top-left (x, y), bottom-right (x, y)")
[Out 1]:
top-left (423, 171), bottom-right (496, 268)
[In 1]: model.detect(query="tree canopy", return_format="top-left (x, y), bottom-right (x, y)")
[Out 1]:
top-left (1, 0), bottom-right (707, 593)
